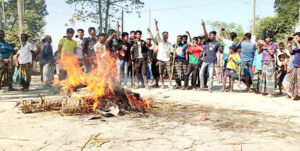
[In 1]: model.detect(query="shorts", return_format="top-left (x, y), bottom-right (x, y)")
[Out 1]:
top-left (225, 69), bottom-right (235, 77)
top-left (158, 60), bottom-right (171, 74)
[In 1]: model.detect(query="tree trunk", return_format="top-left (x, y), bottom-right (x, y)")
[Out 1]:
top-left (98, 0), bottom-right (102, 33)
top-left (104, 0), bottom-right (110, 35)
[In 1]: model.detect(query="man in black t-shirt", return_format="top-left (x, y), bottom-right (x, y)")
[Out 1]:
top-left (116, 21), bottom-right (131, 87)
top-left (82, 27), bottom-right (97, 72)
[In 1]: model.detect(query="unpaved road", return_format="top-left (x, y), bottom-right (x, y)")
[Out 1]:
top-left (0, 76), bottom-right (300, 151)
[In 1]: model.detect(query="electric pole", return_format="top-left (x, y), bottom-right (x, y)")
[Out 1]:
top-left (252, 0), bottom-right (256, 35)
top-left (17, 0), bottom-right (24, 37)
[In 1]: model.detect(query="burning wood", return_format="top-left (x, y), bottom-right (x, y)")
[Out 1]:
top-left (17, 53), bottom-right (151, 114)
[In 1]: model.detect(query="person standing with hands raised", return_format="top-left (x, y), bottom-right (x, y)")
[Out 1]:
top-left (154, 19), bottom-right (173, 89)
top-left (199, 20), bottom-right (222, 93)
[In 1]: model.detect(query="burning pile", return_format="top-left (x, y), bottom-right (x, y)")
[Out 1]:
top-left (17, 52), bottom-right (150, 115)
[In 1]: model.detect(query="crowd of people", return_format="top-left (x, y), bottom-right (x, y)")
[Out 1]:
top-left (0, 19), bottom-right (299, 100)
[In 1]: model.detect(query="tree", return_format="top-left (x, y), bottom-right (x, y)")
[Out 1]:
top-left (255, 0), bottom-right (299, 42)
top-left (65, 0), bottom-right (144, 34)
top-left (209, 21), bottom-right (242, 32)
top-left (3, 0), bottom-right (48, 49)
top-left (209, 21), bottom-right (245, 44)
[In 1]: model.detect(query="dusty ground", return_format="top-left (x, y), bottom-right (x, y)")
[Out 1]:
top-left (0, 75), bottom-right (300, 151)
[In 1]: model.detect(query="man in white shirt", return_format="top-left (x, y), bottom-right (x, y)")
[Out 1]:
top-left (15, 34), bottom-right (35, 92)
top-left (75, 29), bottom-right (84, 65)
top-left (154, 19), bottom-right (173, 89)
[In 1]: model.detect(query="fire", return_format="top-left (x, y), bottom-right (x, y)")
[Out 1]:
top-left (58, 51), bottom-right (150, 113)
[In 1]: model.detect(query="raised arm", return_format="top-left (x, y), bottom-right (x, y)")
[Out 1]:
top-left (186, 31), bottom-right (192, 42)
top-left (155, 19), bottom-right (161, 42)
top-left (224, 30), bottom-right (230, 40)
top-left (105, 32), bottom-right (116, 45)
top-left (236, 37), bottom-right (244, 47)
top-left (116, 21), bottom-right (120, 40)
top-left (147, 28), bottom-right (157, 45)
top-left (218, 28), bottom-right (223, 41)
top-left (201, 20), bottom-right (208, 41)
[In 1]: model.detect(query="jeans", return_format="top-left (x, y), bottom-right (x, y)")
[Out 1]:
top-left (116, 60), bottom-right (128, 86)
top-left (242, 61), bottom-right (253, 80)
top-left (200, 62), bottom-right (215, 90)
top-left (147, 62), bottom-right (154, 81)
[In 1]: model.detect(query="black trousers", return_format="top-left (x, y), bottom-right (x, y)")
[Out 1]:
top-left (184, 64), bottom-right (199, 88)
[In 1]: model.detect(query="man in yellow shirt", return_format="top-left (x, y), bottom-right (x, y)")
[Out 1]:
top-left (57, 28), bottom-right (77, 80)
top-left (58, 28), bottom-right (77, 55)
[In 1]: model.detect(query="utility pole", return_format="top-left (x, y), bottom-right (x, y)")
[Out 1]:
top-left (252, 0), bottom-right (256, 35)
top-left (121, 9), bottom-right (124, 33)
top-left (0, 0), bottom-right (3, 30)
top-left (17, 0), bottom-right (24, 38)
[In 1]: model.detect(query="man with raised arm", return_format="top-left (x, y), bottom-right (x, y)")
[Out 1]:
top-left (116, 21), bottom-right (131, 87)
top-left (199, 20), bottom-right (222, 93)
top-left (154, 19), bottom-right (173, 89)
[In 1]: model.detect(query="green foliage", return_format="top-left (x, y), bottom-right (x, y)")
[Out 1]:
top-left (3, 0), bottom-right (48, 49)
top-left (65, 0), bottom-right (144, 34)
top-left (209, 21), bottom-right (245, 45)
top-left (255, 0), bottom-right (299, 42)
top-left (209, 21), bottom-right (243, 32)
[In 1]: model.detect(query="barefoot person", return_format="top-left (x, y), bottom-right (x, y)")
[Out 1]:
top-left (220, 45), bottom-right (241, 92)
top-left (0, 30), bottom-right (16, 91)
top-left (15, 34), bottom-right (35, 92)
top-left (154, 19), bottom-right (173, 89)
top-left (257, 34), bottom-right (277, 97)
top-left (199, 20), bottom-right (222, 93)
top-left (237, 33), bottom-right (256, 92)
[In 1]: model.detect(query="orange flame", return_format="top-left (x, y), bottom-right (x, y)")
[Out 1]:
top-left (58, 50), bottom-right (150, 112)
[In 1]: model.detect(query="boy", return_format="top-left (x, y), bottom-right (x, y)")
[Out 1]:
top-left (220, 45), bottom-right (240, 92)
top-left (181, 37), bottom-right (203, 90)
top-left (276, 54), bottom-right (287, 95)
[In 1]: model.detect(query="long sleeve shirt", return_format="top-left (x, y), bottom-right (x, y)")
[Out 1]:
top-left (0, 41), bottom-right (14, 59)
top-left (39, 42), bottom-right (54, 65)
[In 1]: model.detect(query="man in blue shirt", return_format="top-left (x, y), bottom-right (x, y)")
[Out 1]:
top-left (237, 33), bottom-right (256, 92)
top-left (40, 35), bottom-right (55, 87)
top-left (0, 30), bottom-right (16, 91)
top-left (199, 20), bottom-right (222, 93)
top-left (173, 35), bottom-right (188, 88)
